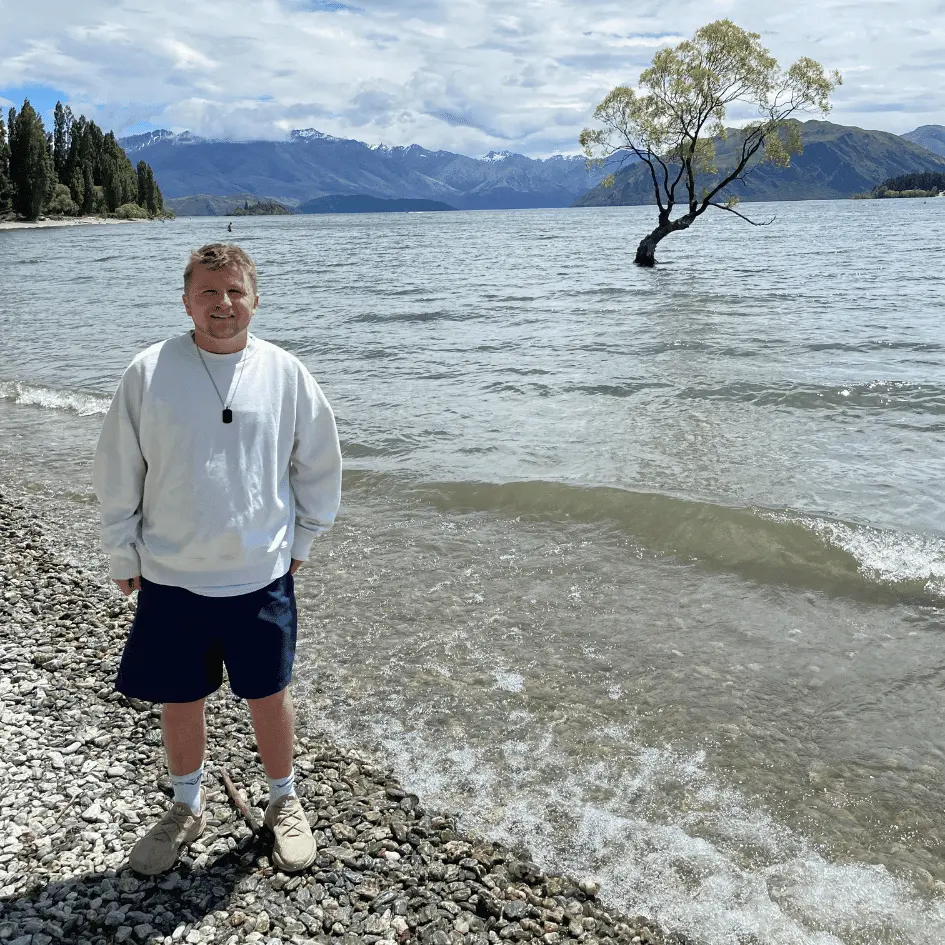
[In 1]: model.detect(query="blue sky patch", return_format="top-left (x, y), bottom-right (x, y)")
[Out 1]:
top-left (0, 83), bottom-right (69, 124)
top-left (119, 119), bottom-right (162, 136)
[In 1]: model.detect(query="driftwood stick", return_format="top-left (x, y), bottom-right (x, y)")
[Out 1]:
top-left (222, 767), bottom-right (263, 835)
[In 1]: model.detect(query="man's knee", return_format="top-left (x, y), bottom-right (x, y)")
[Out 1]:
top-left (247, 686), bottom-right (292, 711)
top-left (162, 698), bottom-right (206, 718)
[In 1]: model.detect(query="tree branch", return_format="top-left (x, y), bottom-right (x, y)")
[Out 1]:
top-left (697, 127), bottom-right (767, 209)
top-left (670, 160), bottom-right (687, 202)
top-left (708, 202), bottom-right (775, 225)
top-left (652, 152), bottom-right (674, 211)
top-left (642, 154), bottom-right (667, 214)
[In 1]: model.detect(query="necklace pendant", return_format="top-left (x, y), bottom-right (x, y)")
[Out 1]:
top-left (222, 408), bottom-right (233, 424)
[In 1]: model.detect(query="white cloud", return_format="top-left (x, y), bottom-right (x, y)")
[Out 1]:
top-left (0, 0), bottom-right (942, 156)
top-left (160, 39), bottom-right (218, 73)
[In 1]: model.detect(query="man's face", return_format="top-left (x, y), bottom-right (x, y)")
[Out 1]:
top-left (183, 264), bottom-right (259, 352)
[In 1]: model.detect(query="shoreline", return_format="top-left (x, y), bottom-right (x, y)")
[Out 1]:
top-left (0, 489), bottom-right (685, 945)
top-left (0, 217), bottom-right (152, 231)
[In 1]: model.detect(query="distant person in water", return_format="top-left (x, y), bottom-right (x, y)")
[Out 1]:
top-left (227, 222), bottom-right (232, 232)
top-left (92, 243), bottom-right (342, 875)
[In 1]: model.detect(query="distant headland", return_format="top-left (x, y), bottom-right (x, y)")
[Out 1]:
top-left (855, 171), bottom-right (945, 199)
top-left (297, 195), bottom-right (456, 214)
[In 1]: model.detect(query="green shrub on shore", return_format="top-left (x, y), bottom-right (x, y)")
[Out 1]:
top-left (115, 202), bottom-right (150, 219)
top-left (44, 183), bottom-right (80, 216)
top-left (875, 187), bottom-right (939, 199)
top-left (2, 99), bottom-right (167, 222)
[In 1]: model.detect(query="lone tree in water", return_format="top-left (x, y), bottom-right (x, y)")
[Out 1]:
top-left (579, 20), bottom-right (841, 267)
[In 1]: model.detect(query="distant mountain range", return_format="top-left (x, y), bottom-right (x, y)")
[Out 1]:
top-left (575, 120), bottom-right (945, 207)
top-left (901, 125), bottom-right (945, 157)
top-left (120, 128), bottom-right (608, 212)
top-left (123, 121), bottom-right (945, 215)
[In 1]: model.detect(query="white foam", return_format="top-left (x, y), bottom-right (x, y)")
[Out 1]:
top-left (492, 670), bottom-right (525, 692)
top-left (321, 706), bottom-right (945, 945)
top-left (0, 381), bottom-right (109, 417)
top-left (782, 513), bottom-right (945, 598)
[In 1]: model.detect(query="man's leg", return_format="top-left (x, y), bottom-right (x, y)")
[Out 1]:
top-left (247, 686), bottom-right (294, 781)
top-left (128, 699), bottom-right (208, 876)
top-left (163, 698), bottom-right (207, 776)
top-left (117, 578), bottom-right (221, 875)
top-left (249, 686), bottom-right (315, 872)
top-left (162, 699), bottom-right (207, 814)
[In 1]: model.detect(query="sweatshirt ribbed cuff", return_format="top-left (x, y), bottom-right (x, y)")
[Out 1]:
top-left (290, 531), bottom-right (316, 562)
top-left (108, 548), bottom-right (141, 580)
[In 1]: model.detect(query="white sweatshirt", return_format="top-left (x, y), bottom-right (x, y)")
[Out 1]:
top-left (93, 331), bottom-right (342, 596)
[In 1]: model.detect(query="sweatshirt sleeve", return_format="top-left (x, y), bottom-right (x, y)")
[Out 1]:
top-left (290, 367), bottom-right (342, 560)
top-left (92, 363), bottom-right (146, 579)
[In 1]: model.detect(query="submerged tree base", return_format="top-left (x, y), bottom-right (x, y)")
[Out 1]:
top-left (635, 223), bottom-right (680, 267)
top-left (634, 247), bottom-right (657, 267)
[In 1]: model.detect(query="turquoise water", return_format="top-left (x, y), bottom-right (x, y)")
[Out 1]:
top-left (2, 201), bottom-right (944, 944)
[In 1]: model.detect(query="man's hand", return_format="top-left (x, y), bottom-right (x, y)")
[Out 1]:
top-left (114, 576), bottom-right (140, 597)
top-left (289, 559), bottom-right (303, 575)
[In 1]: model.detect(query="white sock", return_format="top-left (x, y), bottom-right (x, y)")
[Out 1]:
top-left (267, 770), bottom-right (296, 805)
top-left (170, 765), bottom-right (203, 814)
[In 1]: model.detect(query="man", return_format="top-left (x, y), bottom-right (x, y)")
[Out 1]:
top-left (93, 243), bottom-right (342, 875)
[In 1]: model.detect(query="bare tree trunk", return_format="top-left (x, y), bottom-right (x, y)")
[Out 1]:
top-left (634, 225), bottom-right (671, 267)
top-left (634, 216), bottom-right (695, 267)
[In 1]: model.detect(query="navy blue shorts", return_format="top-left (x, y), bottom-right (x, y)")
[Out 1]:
top-left (116, 572), bottom-right (298, 703)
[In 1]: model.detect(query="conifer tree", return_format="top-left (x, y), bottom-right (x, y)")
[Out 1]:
top-left (65, 116), bottom-right (90, 209)
top-left (53, 101), bottom-right (74, 184)
top-left (0, 117), bottom-right (13, 215)
top-left (8, 100), bottom-right (55, 220)
top-left (136, 160), bottom-right (149, 207)
top-left (144, 164), bottom-right (164, 215)
top-left (101, 133), bottom-right (121, 211)
top-left (65, 117), bottom-right (98, 214)
top-left (7, 107), bottom-right (17, 180)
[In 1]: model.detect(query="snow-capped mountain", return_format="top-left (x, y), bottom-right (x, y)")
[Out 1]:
top-left (117, 128), bottom-right (608, 211)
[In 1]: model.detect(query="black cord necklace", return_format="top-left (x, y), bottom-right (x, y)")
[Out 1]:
top-left (193, 333), bottom-right (248, 423)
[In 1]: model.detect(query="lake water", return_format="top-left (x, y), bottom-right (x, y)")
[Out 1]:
top-left (2, 201), bottom-right (944, 945)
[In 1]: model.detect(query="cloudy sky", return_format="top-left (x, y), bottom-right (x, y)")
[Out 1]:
top-left (0, 0), bottom-right (941, 157)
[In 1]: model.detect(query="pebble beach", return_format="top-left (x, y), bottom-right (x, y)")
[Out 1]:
top-left (0, 489), bottom-right (685, 945)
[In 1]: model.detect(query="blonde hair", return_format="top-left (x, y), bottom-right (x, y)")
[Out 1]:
top-left (183, 243), bottom-right (258, 293)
